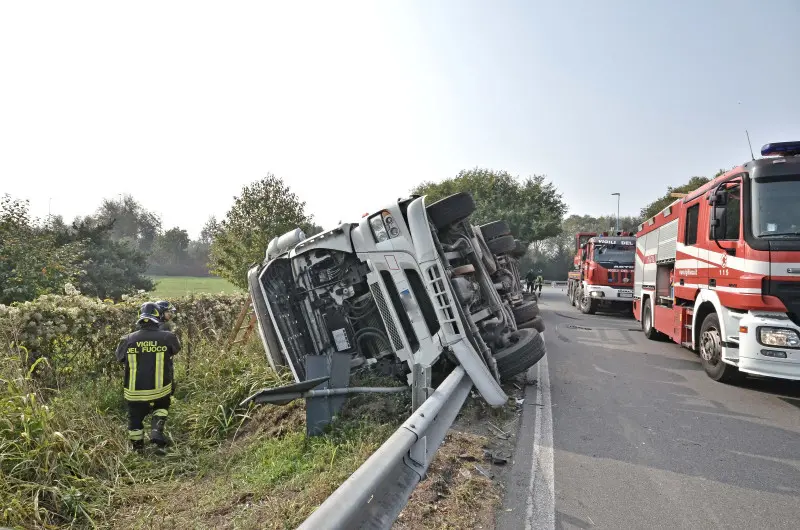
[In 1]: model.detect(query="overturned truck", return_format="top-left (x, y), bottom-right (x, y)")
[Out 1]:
top-left (244, 192), bottom-right (546, 434)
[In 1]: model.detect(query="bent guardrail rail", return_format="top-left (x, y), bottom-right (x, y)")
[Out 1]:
top-left (297, 366), bottom-right (473, 530)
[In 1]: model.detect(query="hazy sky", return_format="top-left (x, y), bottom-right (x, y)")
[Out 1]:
top-left (2, 1), bottom-right (799, 239)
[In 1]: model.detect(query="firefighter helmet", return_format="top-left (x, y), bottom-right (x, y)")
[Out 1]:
top-left (155, 300), bottom-right (176, 313)
top-left (138, 302), bottom-right (161, 325)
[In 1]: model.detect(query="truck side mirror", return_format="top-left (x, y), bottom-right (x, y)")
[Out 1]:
top-left (710, 206), bottom-right (727, 240)
top-left (709, 188), bottom-right (727, 207)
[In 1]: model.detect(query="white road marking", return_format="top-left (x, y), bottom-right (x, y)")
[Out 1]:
top-left (526, 353), bottom-right (556, 530)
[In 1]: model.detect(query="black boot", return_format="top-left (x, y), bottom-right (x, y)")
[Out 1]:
top-left (150, 416), bottom-right (169, 447)
top-left (131, 439), bottom-right (145, 452)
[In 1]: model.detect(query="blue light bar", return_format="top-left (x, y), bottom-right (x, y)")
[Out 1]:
top-left (761, 141), bottom-right (800, 157)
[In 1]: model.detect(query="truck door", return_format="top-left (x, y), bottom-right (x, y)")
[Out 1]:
top-left (706, 178), bottom-right (745, 307)
top-left (676, 197), bottom-right (706, 298)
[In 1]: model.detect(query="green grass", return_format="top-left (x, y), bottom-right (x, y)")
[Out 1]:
top-left (149, 276), bottom-right (242, 298)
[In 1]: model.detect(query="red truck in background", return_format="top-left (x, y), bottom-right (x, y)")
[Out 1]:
top-left (634, 140), bottom-right (800, 383)
top-left (567, 231), bottom-right (635, 314)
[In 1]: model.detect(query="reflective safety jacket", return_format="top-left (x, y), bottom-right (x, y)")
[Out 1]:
top-left (115, 324), bottom-right (181, 402)
top-left (535, 275), bottom-right (544, 286)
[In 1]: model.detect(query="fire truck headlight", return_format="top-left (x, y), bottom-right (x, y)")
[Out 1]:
top-left (590, 290), bottom-right (604, 298)
top-left (758, 327), bottom-right (800, 349)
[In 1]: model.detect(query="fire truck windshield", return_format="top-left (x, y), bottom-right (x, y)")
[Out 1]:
top-left (592, 241), bottom-right (635, 266)
top-left (752, 174), bottom-right (800, 237)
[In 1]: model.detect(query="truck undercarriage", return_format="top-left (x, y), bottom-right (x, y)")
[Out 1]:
top-left (242, 192), bottom-right (546, 434)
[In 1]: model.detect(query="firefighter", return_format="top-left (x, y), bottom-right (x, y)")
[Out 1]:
top-left (155, 300), bottom-right (177, 332)
top-left (525, 270), bottom-right (536, 293)
top-left (115, 302), bottom-right (181, 451)
top-left (535, 272), bottom-right (544, 296)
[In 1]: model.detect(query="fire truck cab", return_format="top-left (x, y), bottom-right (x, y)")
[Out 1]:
top-left (568, 232), bottom-right (635, 314)
top-left (634, 141), bottom-right (800, 382)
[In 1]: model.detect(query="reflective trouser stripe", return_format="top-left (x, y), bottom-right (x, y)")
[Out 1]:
top-left (128, 429), bottom-right (144, 441)
top-left (153, 408), bottom-right (168, 418)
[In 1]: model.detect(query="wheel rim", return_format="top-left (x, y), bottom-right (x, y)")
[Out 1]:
top-left (700, 325), bottom-right (722, 365)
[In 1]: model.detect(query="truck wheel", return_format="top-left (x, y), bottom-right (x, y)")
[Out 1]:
top-left (510, 239), bottom-right (526, 259)
top-left (642, 302), bottom-right (665, 341)
top-left (579, 292), bottom-right (597, 315)
top-left (426, 192), bottom-right (476, 230)
top-left (513, 300), bottom-right (539, 323)
top-left (480, 220), bottom-right (511, 241)
top-left (487, 235), bottom-right (515, 255)
top-left (494, 328), bottom-right (546, 380)
top-left (699, 313), bottom-right (744, 383)
top-left (519, 315), bottom-right (545, 333)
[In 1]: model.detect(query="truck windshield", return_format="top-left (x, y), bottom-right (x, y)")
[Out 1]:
top-left (593, 242), bottom-right (634, 266)
top-left (752, 174), bottom-right (800, 237)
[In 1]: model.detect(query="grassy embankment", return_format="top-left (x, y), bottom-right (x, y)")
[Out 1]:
top-left (1, 292), bottom-right (501, 529)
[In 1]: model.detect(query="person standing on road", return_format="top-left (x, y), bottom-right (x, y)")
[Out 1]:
top-left (535, 272), bottom-right (544, 296)
top-left (525, 269), bottom-right (536, 293)
top-left (116, 302), bottom-right (181, 451)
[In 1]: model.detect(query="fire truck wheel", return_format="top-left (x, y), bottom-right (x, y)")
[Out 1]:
top-left (480, 220), bottom-right (511, 241)
top-left (699, 313), bottom-right (744, 383)
top-left (494, 328), bottom-right (546, 380)
top-left (426, 192), bottom-right (476, 230)
top-left (488, 235), bottom-right (516, 255)
top-left (579, 292), bottom-right (597, 315)
top-left (513, 300), bottom-right (540, 323)
top-left (642, 302), bottom-right (665, 340)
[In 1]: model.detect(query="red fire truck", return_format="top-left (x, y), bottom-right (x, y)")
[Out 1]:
top-left (634, 141), bottom-right (800, 382)
top-left (567, 231), bottom-right (635, 314)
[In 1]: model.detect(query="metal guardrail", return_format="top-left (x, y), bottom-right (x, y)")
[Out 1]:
top-left (297, 366), bottom-right (473, 530)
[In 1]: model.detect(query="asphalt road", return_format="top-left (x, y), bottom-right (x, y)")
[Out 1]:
top-left (498, 286), bottom-right (800, 530)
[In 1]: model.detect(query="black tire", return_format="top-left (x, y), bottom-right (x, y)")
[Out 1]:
top-left (699, 313), bottom-right (744, 383)
top-left (510, 239), bottom-right (526, 258)
top-left (519, 315), bottom-right (545, 333)
top-left (579, 292), bottom-right (597, 315)
top-left (480, 220), bottom-right (511, 241)
top-left (513, 300), bottom-right (540, 323)
top-left (494, 328), bottom-right (546, 380)
top-left (642, 301), bottom-right (665, 341)
top-left (426, 192), bottom-right (476, 230)
top-left (487, 235), bottom-right (515, 255)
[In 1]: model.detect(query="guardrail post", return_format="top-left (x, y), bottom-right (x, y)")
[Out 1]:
top-left (411, 363), bottom-right (432, 412)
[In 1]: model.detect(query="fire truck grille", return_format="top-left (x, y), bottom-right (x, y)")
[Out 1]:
top-left (608, 270), bottom-right (633, 286)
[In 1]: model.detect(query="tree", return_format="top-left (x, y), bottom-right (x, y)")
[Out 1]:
top-left (210, 174), bottom-right (314, 289)
top-left (0, 195), bottom-right (82, 304)
top-left (412, 168), bottom-right (567, 243)
top-left (154, 227), bottom-right (190, 266)
top-left (639, 170), bottom-right (727, 221)
top-left (199, 216), bottom-right (221, 245)
top-left (95, 194), bottom-right (161, 252)
top-left (52, 216), bottom-right (154, 300)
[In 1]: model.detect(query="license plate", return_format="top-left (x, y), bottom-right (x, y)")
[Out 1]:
top-left (617, 291), bottom-right (633, 298)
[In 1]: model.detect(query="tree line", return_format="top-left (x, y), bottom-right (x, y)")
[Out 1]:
top-left (1, 167), bottom-right (728, 305)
